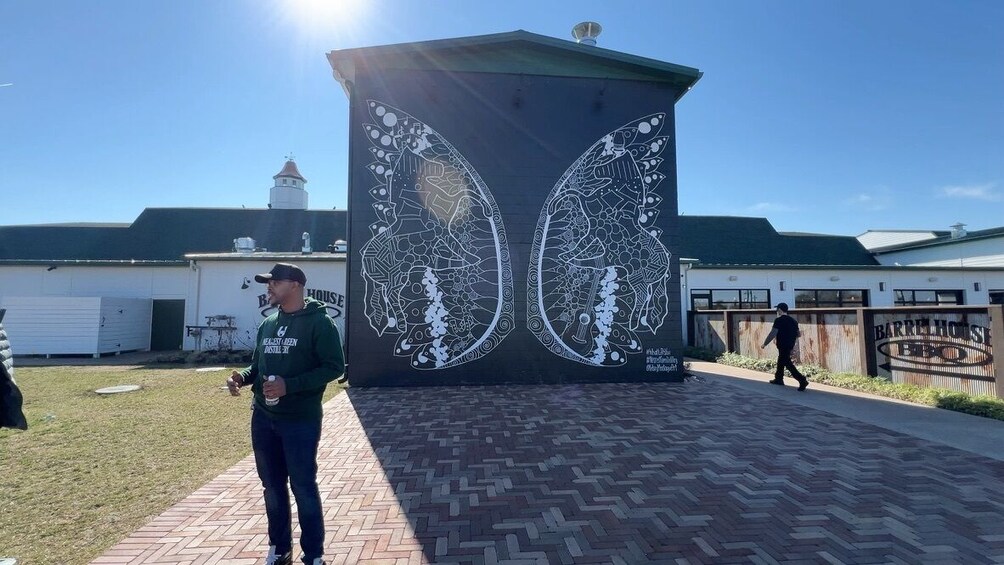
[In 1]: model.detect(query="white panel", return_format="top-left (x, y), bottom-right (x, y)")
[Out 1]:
top-left (0, 296), bottom-right (100, 354)
top-left (71, 268), bottom-right (154, 298)
top-left (43, 269), bottom-right (73, 295)
top-left (0, 268), bottom-right (47, 298)
top-left (150, 268), bottom-right (190, 297)
top-left (97, 297), bottom-right (153, 353)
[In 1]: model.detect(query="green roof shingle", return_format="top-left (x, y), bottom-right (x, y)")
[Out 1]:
top-left (0, 208), bottom-right (346, 262)
top-left (1, 210), bottom-right (875, 267)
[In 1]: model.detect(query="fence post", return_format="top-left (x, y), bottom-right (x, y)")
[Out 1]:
top-left (991, 304), bottom-right (1004, 400)
top-left (856, 308), bottom-right (876, 377)
top-left (686, 311), bottom-right (694, 347)
top-left (724, 310), bottom-right (735, 354)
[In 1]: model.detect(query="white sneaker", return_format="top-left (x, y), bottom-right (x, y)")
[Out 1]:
top-left (312, 559), bottom-right (327, 565)
top-left (264, 546), bottom-right (292, 565)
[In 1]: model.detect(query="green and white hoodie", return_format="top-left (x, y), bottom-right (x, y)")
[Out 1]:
top-left (239, 298), bottom-right (344, 420)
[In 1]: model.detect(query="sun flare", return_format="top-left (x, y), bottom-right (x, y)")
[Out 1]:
top-left (281, 0), bottom-right (369, 38)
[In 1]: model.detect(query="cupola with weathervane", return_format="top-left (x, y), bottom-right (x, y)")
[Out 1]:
top-left (269, 155), bottom-right (308, 210)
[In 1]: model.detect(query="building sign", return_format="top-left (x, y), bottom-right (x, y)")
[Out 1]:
top-left (873, 314), bottom-right (994, 382)
top-left (257, 288), bottom-right (346, 319)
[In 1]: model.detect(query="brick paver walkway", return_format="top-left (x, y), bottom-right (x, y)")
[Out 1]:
top-left (93, 380), bottom-right (1004, 564)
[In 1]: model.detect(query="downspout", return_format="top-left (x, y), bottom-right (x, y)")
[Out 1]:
top-left (681, 261), bottom-right (693, 345)
top-left (190, 259), bottom-right (202, 331)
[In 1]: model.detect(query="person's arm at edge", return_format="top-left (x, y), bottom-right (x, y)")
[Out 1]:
top-left (237, 324), bottom-right (263, 387)
top-left (761, 328), bottom-right (778, 349)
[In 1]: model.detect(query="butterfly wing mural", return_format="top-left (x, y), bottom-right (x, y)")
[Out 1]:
top-left (527, 114), bottom-right (672, 366)
top-left (359, 100), bottom-right (514, 369)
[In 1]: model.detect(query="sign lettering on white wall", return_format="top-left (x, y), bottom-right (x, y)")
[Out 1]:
top-left (257, 288), bottom-right (346, 319)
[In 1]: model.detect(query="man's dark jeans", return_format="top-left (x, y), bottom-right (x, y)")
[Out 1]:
top-left (775, 345), bottom-right (806, 383)
top-left (251, 406), bottom-right (324, 562)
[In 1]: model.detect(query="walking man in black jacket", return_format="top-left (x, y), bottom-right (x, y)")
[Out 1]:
top-left (761, 302), bottom-right (809, 391)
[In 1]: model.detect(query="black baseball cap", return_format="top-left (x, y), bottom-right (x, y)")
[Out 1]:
top-left (254, 263), bottom-right (306, 285)
top-left (775, 302), bottom-right (789, 312)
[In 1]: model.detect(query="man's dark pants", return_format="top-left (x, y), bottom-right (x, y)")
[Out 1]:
top-left (251, 407), bottom-right (324, 561)
top-left (775, 345), bottom-right (806, 383)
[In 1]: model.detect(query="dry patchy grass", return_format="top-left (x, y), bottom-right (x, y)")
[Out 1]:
top-left (0, 365), bottom-right (342, 564)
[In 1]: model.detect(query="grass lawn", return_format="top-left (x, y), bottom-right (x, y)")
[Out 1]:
top-left (0, 364), bottom-right (343, 565)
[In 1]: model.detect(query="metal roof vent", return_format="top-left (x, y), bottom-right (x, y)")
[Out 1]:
top-left (233, 237), bottom-right (256, 254)
top-left (572, 21), bottom-right (602, 46)
top-left (950, 223), bottom-right (967, 239)
top-left (330, 239), bottom-right (348, 253)
top-left (302, 232), bottom-right (312, 254)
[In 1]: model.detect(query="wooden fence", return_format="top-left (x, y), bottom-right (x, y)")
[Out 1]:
top-left (689, 305), bottom-right (1004, 399)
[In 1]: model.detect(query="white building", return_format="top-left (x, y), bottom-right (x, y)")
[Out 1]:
top-left (862, 224), bottom-right (1004, 269)
top-left (2, 162), bottom-right (1001, 355)
top-left (680, 217), bottom-right (1004, 343)
top-left (0, 160), bottom-right (346, 356)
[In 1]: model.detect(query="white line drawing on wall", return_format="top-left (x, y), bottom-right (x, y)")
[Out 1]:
top-left (359, 100), bottom-right (514, 369)
top-left (527, 113), bottom-right (672, 366)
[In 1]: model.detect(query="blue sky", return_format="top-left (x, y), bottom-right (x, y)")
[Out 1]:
top-left (1, 0), bottom-right (1002, 236)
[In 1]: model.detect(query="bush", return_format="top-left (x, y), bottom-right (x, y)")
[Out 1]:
top-left (712, 352), bottom-right (1004, 422)
top-left (153, 350), bottom-right (253, 366)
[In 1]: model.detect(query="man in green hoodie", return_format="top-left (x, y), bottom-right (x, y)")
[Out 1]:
top-left (226, 263), bottom-right (344, 565)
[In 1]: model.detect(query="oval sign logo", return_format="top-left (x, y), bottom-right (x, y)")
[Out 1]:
top-left (877, 340), bottom-right (991, 368)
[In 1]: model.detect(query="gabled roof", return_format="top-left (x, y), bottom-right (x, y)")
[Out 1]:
top-left (677, 216), bottom-right (879, 267)
top-left (871, 226), bottom-right (1004, 254)
top-left (0, 208), bottom-right (346, 262)
top-left (273, 160), bottom-right (306, 182)
top-left (327, 30), bottom-right (702, 101)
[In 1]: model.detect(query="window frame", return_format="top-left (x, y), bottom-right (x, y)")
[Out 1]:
top-left (690, 288), bottom-right (771, 311)
top-left (793, 289), bottom-right (870, 308)
top-left (893, 289), bottom-right (964, 306)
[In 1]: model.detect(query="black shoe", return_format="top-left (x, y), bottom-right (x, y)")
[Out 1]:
top-left (768, 379), bottom-right (785, 386)
top-left (797, 379), bottom-right (809, 391)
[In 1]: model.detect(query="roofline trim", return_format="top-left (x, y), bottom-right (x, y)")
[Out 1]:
top-left (327, 29), bottom-right (702, 98)
top-left (0, 259), bottom-right (188, 267)
top-left (185, 253), bottom-right (346, 261)
top-left (691, 263), bottom-right (1004, 272)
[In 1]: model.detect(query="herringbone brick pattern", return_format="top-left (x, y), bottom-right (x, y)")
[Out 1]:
top-left (94, 381), bottom-right (1004, 564)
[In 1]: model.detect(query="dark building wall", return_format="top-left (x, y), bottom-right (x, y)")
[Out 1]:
top-left (346, 67), bottom-right (684, 385)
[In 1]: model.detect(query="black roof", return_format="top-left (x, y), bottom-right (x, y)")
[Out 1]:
top-left (0, 208), bottom-right (347, 262)
top-left (1, 209), bottom-right (876, 267)
top-left (676, 216), bottom-right (879, 267)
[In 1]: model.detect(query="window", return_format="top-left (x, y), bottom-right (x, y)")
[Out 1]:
top-left (794, 289), bottom-right (869, 308)
top-left (990, 291), bottom-right (1004, 305)
top-left (283, 178), bottom-right (288, 185)
top-left (894, 289), bottom-right (964, 306)
top-left (691, 289), bottom-right (770, 310)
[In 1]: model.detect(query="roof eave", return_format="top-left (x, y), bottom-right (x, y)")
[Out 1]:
top-left (327, 29), bottom-right (702, 97)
